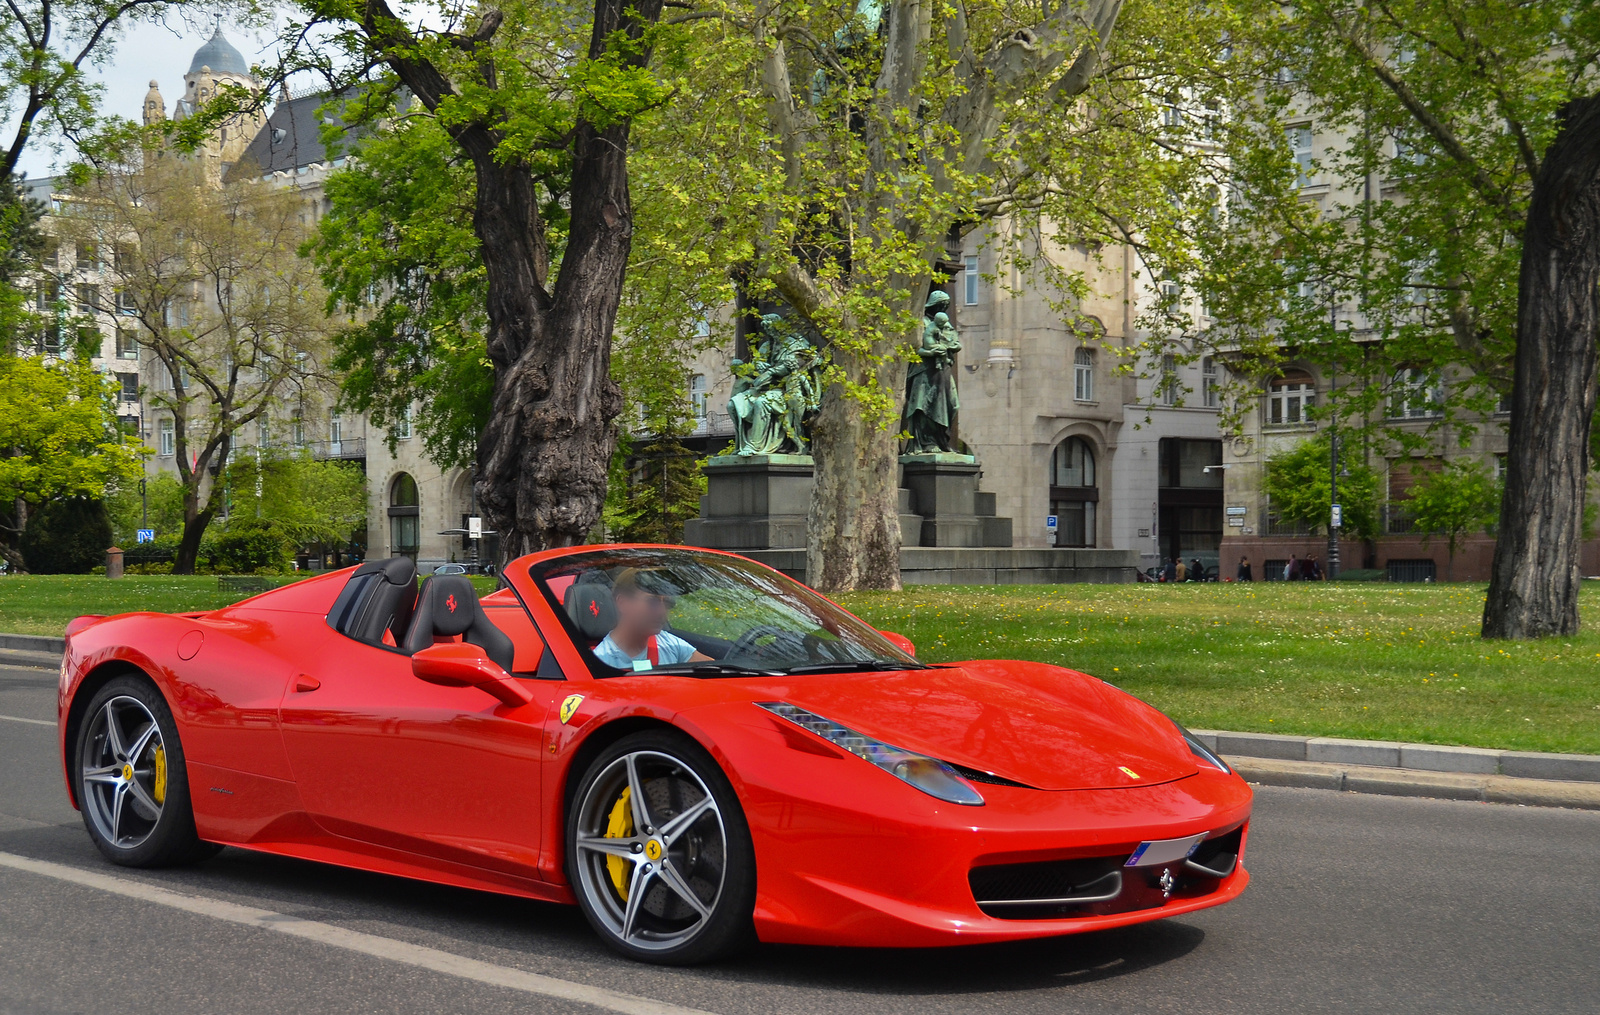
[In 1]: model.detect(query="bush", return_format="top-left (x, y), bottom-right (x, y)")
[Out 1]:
top-left (21, 498), bottom-right (113, 574)
top-left (208, 519), bottom-right (294, 574)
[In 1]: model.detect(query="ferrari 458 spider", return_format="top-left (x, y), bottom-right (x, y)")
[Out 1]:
top-left (58, 545), bottom-right (1251, 963)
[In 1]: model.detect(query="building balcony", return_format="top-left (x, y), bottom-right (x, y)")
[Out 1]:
top-left (305, 438), bottom-right (366, 461)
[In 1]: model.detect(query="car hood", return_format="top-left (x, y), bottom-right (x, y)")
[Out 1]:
top-left (773, 661), bottom-right (1197, 791)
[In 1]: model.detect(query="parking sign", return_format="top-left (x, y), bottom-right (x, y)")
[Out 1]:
top-left (136, 528), bottom-right (155, 543)
top-left (1046, 515), bottom-right (1058, 533)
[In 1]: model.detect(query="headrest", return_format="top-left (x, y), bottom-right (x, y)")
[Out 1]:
top-left (353, 556), bottom-right (417, 585)
top-left (418, 575), bottom-right (479, 637)
top-left (564, 580), bottom-right (616, 640)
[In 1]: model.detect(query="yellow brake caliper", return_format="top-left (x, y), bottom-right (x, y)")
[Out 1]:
top-left (604, 786), bottom-right (633, 899)
top-left (152, 744), bottom-right (168, 805)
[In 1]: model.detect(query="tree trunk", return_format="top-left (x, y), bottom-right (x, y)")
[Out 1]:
top-left (451, 0), bottom-right (659, 561)
top-left (1483, 94), bottom-right (1600, 639)
top-left (807, 351), bottom-right (907, 592)
top-left (474, 115), bottom-right (631, 558)
top-left (173, 501), bottom-right (218, 575)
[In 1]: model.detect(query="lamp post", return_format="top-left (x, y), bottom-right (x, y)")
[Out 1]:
top-left (1327, 291), bottom-right (1341, 581)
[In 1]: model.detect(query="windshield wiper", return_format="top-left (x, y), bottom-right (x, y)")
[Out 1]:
top-left (644, 662), bottom-right (786, 677)
top-left (783, 660), bottom-right (925, 674)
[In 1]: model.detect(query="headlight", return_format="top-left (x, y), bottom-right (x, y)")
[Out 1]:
top-left (756, 702), bottom-right (984, 806)
top-left (1172, 720), bottom-right (1231, 774)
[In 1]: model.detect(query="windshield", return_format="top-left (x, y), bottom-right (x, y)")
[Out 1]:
top-left (529, 548), bottom-right (922, 677)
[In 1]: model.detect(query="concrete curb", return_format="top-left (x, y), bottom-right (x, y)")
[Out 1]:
top-left (0, 633), bottom-right (63, 655)
top-left (1230, 757), bottom-right (1600, 811)
top-left (1192, 728), bottom-right (1600, 785)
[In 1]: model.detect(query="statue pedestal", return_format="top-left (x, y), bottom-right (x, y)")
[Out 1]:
top-left (683, 455), bottom-right (814, 550)
top-left (900, 454), bottom-right (1013, 547)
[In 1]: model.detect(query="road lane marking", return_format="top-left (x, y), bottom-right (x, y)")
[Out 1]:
top-left (0, 851), bottom-right (714, 1015)
top-left (0, 714), bottom-right (53, 726)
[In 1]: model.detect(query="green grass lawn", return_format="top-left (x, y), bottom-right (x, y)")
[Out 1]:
top-left (0, 573), bottom-right (500, 637)
top-left (837, 583), bottom-right (1600, 756)
top-left (8, 574), bottom-right (1597, 755)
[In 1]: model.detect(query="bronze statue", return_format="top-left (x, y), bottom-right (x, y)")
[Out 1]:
top-left (902, 290), bottom-right (961, 454)
top-left (729, 314), bottom-right (821, 456)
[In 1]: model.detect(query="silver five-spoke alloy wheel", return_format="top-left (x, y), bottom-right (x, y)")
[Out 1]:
top-left (572, 749), bottom-right (728, 954)
top-left (80, 694), bottom-right (167, 850)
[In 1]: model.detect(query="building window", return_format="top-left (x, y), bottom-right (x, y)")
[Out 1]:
top-left (689, 373), bottom-right (708, 419)
top-left (1049, 436), bottom-right (1097, 548)
top-left (1268, 372), bottom-right (1315, 425)
top-left (1073, 348), bottom-right (1095, 402)
top-left (158, 417), bottom-right (175, 457)
top-left (76, 283), bottom-right (98, 314)
top-left (1287, 124), bottom-right (1314, 186)
top-left (117, 373), bottom-right (138, 402)
top-left (964, 255), bottom-right (979, 305)
top-left (35, 278), bottom-right (59, 312)
top-left (116, 329), bottom-right (138, 359)
top-left (1202, 356), bottom-right (1219, 408)
top-left (395, 406), bottom-right (413, 440)
top-left (1388, 368), bottom-right (1442, 419)
top-left (292, 409), bottom-right (305, 448)
top-left (76, 241), bottom-right (100, 273)
top-left (389, 472), bottom-right (421, 559)
top-left (330, 412), bottom-right (343, 444)
top-left (1159, 354), bottom-right (1179, 406)
top-left (258, 418), bottom-right (270, 450)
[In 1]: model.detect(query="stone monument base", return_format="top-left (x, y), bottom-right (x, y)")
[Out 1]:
top-left (682, 454), bottom-right (814, 550)
top-left (900, 453), bottom-right (1013, 548)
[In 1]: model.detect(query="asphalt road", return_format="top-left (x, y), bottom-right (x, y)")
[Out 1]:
top-left (3, 660), bottom-right (1599, 1015)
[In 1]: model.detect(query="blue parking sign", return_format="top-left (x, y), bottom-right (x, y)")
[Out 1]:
top-left (136, 528), bottom-right (155, 543)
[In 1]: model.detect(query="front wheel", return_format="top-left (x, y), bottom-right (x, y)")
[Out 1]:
top-left (74, 675), bottom-right (219, 867)
top-left (566, 730), bottom-right (755, 964)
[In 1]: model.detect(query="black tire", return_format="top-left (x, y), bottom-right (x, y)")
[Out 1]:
top-left (73, 674), bottom-right (220, 867)
top-left (565, 729), bottom-right (756, 964)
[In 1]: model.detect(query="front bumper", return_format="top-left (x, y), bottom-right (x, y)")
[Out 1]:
top-left (707, 716), bottom-right (1254, 948)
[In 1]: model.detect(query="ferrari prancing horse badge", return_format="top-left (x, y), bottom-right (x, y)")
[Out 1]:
top-left (559, 694), bottom-right (584, 724)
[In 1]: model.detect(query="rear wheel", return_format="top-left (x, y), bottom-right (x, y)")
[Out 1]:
top-left (566, 730), bottom-right (755, 964)
top-left (75, 675), bottom-right (219, 867)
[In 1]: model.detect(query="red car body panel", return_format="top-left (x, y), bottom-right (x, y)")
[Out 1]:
top-left (58, 545), bottom-right (1252, 946)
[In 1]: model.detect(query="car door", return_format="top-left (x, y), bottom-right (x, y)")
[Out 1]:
top-left (278, 615), bottom-right (562, 880)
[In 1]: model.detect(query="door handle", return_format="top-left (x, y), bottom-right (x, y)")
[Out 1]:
top-left (294, 675), bottom-right (321, 693)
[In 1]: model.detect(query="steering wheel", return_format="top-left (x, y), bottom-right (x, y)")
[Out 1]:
top-left (725, 625), bottom-right (812, 667)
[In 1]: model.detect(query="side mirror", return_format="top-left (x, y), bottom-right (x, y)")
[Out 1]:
top-left (878, 630), bottom-right (916, 657)
top-left (411, 642), bottom-right (532, 708)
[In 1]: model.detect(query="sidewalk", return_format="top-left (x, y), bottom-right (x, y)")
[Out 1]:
top-left (1195, 729), bottom-right (1600, 811)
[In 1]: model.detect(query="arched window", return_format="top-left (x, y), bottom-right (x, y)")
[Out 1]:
top-left (388, 473), bottom-right (420, 559)
top-left (1268, 371), bottom-right (1315, 425)
top-left (1049, 437), bottom-right (1098, 548)
top-left (1073, 348), bottom-right (1095, 402)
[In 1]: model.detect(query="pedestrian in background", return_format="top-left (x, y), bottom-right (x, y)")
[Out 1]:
top-left (1191, 557), bottom-right (1205, 582)
top-left (1175, 558), bottom-right (1188, 582)
top-left (1238, 557), bottom-right (1253, 581)
top-left (1286, 555), bottom-right (1300, 581)
top-left (1306, 555), bottom-right (1323, 580)
top-left (1163, 557), bottom-right (1177, 582)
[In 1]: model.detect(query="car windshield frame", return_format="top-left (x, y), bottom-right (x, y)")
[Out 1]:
top-left (522, 547), bottom-right (923, 678)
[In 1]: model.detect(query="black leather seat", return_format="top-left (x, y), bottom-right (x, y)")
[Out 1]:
top-left (326, 557), bottom-right (417, 648)
top-left (564, 578), bottom-right (617, 645)
top-left (402, 574), bottom-right (515, 674)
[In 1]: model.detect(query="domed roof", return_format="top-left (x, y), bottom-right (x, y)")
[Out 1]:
top-left (187, 27), bottom-right (250, 77)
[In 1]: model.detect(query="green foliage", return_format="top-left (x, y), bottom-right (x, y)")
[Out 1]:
top-left (21, 497), bottom-right (111, 573)
top-left (226, 454), bottom-right (367, 549)
top-left (1187, 0), bottom-right (1600, 451)
top-left (105, 473), bottom-right (186, 547)
top-left (1407, 460), bottom-right (1503, 576)
top-left (1264, 433), bottom-right (1382, 540)
top-left (0, 354), bottom-right (144, 563)
top-left (603, 434), bottom-right (707, 544)
top-left (207, 518), bottom-right (294, 574)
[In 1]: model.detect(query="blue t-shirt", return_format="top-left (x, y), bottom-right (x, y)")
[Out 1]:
top-left (593, 630), bottom-right (697, 670)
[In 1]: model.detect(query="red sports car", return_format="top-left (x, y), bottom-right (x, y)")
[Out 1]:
top-left (57, 545), bottom-right (1251, 964)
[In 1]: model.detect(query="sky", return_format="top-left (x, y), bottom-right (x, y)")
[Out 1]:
top-left (12, 17), bottom-right (287, 181)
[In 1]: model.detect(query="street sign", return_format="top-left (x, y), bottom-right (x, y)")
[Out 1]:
top-left (1330, 503), bottom-right (1342, 530)
top-left (136, 529), bottom-right (155, 543)
top-left (1226, 506), bottom-right (1247, 516)
top-left (468, 516), bottom-right (482, 539)
top-left (1045, 515), bottom-right (1058, 533)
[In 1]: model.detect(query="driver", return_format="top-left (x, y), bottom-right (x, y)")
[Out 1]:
top-left (593, 568), bottom-right (712, 670)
